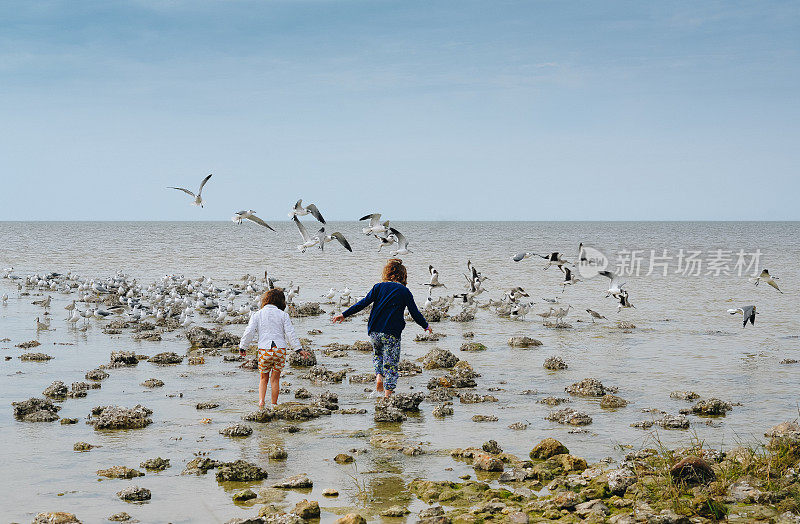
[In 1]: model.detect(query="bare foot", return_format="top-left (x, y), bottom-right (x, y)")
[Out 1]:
top-left (375, 375), bottom-right (385, 393)
top-left (384, 389), bottom-right (394, 398)
top-left (258, 401), bottom-right (265, 409)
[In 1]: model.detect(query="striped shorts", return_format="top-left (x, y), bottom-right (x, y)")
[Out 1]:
top-left (258, 346), bottom-right (286, 374)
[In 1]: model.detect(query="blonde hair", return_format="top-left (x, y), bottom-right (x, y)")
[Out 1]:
top-left (381, 258), bottom-right (407, 286)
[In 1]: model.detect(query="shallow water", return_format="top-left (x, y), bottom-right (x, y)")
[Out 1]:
top-left (1, 221), bottom-right (798, 523)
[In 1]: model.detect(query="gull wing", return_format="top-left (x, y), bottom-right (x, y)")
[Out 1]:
top-left (293, 216), bottom-right (310, 241)
top-left (360, 213), bottom-right (381, 226)
top-left (389, 227), bottom-right (407, 248)
top-left (305, 203), bottom-right (326, 224)
top-left (168, 187), bottom-right (195, 197)
top-left (246, 214), bottom-right (275, 231)
top-left (331, 232), bottom-right (352, 252)
top-left (293, 199), bottom-right (303, 212)
top-left (767, 279), bottom-right (782, 293)
top-left (512, 252), bottom-right (527, 262)
top-left (197, 174), bottom-right (212, 195)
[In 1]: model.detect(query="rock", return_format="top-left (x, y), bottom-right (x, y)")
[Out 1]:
top-left (20, 352), bottom-right (53, 361)
top-left (60, 417), bottom-right (78, 425)
top-left (691, 397), bottom-right (732, 416)
top-left (553, 490), bottom-right (579, 509)
top-left (670, 390), bottom-right (700, 401)
top-left (87, 405), bottom-right (152, 430)
top-left (272, 402), bottom-right (331, 421)
top-left (350, 340), bottom-right (372, 351)
top-left (473, 453), bottom-right (504, 471)
top-left (97, 466), bottom-right (144, 479)
top-left (670, 455), bottom-right (716, 485)
top-left (12, 397), bottom-right (60, 422)
top-left (268, 446), bottom-right (288, 460)
top-left (530, 438), bottom-right (569, 459)
top-left (220, 424), bottom-right (253, 437)
top-left (216, 460), bottom-right (268, 482)
top-left (728, 479), bottom-right (765, 503)
top-left (766, 421), bottom-right (800, 448)
top-left (322, 488), bottom-right (339, 497)
top-left (398, 359), bottom-right (422, 375)
top-left (108, 512), bottom-right (132, 522)
top-left (186, 326), bottom-right (239, 348)
top-left (187, 356), bottom-right (204, 365)
top-left (232, 489), bottom-right (257, 502)
top-left (313, 391), bottom-right (338, 410)
top-left (427, 388), bottom-right (455, 402)
top-left (43, 381), bottom-right (68, 399)
top-left (288, 349), bottom-right (317, 367)
top-left (655, 414), bottom-right (690, 429)
top-left (304, 365), bottom-right (346, 383)
top-left (183, 456), bottom-right (222, 475)
top-left (132, 332), bottom-right (162, 342)
top-left (381, 506), bottom-right (410, 517)
top-left (538, 396), bottom-right (570, 406)
top-left (141, 378), bottom-right (164, 388)
top-left (272, 473), bottom-right (312, 489)
top-left (148, 352), bottom-right (183, 364)
top-left (140, 457), bottom-right (170, 471)
top-left (307, 329), bottom-right (322, 335)
top-left (600, 394), bottom-right (628, 408)
top-left (543, 356), bottom-right (567, 370)
top-left (508, 336), bottom-right (542, 348)
top-left (415, 332), bottom-right (445, 342)
top-left (374, 403), bottom-right (406, 423)
top-left (472, 414), bottom-right (498, 422)
top-left (508, 511), bottom-right (529, 524)
top-left (196, 401), bottom-right (219, 410)
top-left (16, 340), bottom-right (41, 349)
top-left (348, 372), bottom-right (375, 384)
top-left (458, 391), bottom-right (497, 403)
top-left (68, 382), bottom-right (97, 398)
top-left (575, 499), bottom-right (609, 517)
top-left (482, 440), bottom-right (502, 454)
top-left (292, 499), bottom-right (320, 519)
top-left (294, 388), bottom-right (312, 399)
top-left (288, 302), bottom-right (324, 317)
top-left (335, 514), bottom-right (366, 524)
top-left (565, 377), bottom-right (608, 397)
top-left (460, 342), bottom-right (487, 352)
top-left (450, 309), bottom-right (475, 322)
top-left (240, 409), bottom-right (274, 423)
top-left (421, 348), bottom-right (459, 369)
top-left (334, 453), bottom-right (354, 464)
top-left (780, 358), bottom-right (799, 364)
top-left (108, 351), bottom-right (138, 367)
top-left (423, 308), bottom-right (446, 322)
top-left (607, 468), bottom-right (636, 494)
top-left (386, 392), bottom-right (425, 411)
top-left (85, 369), bottom-right (109, 381)
top-left (508, 422), bottom-right (528, 430)
top-left (73, 442), bottom-right (95, 452)
top-left (462, 332), bottom-right (475, 338)
top-left (432, 403), bottom-right (453, 417)
top-left (116, 485), bottom-right (151, 502)
top-left (32, 512), bottom-right (80, 523)
top-left (546, 408), bottom-right (592, 425)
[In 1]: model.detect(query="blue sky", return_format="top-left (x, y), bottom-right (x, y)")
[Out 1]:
top-left (0, 1), bottom-right (798, 221)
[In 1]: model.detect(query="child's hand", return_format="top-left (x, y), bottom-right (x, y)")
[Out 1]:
top-left (425, 326), bottom-right (433, 334)
top-left (331, 314), bottom-right (345, 323)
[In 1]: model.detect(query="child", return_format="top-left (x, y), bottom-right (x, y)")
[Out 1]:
top-left (239, 288), bottom-right (302, 408)
top-left (332, 258), bottom-right (432, 397)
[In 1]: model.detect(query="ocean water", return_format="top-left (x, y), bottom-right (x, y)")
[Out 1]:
top-left (1, 221), bottom-right (798, 523)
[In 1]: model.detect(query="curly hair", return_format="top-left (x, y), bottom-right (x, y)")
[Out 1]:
top-left (381, 258), bottom-right (407, 286)
top-left (261, 288), bottom-right (287, 310)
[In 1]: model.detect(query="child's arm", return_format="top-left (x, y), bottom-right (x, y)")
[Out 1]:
top-left (406, 289), bottom-right (431, 331)
top-left (341, 285), bottom-right (375, 318)
top-left (239, 313), bottom-right (258, 353)
top-left (282, 311), bottom-right (302, 350)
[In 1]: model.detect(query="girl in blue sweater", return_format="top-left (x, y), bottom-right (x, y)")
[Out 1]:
top-left (332, 258), bottom-right (432, 397)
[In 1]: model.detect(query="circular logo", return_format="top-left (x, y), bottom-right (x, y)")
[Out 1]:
top-left (576, 245), bottom-right (609, 279)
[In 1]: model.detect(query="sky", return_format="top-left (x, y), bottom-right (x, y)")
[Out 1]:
top-left (0, 0), bottom-right (798, 221)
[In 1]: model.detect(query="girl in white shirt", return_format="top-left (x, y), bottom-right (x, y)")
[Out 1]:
top-left (239, 288), bottom-right (302, 408)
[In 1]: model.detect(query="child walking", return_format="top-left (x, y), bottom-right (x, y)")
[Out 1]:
top-left (239, 288), bottom-right (302, 409)
top-left (332, 259), bottom-right (432, 397)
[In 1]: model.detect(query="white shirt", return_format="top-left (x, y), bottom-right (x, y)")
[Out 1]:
top-left (239, 305), bottom-right (301, 350)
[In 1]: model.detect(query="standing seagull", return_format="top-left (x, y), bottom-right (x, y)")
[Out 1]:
top-left (168, 174), bottom-right (212, 208)
top-left (231, 210), bottom-right (275, 231)
top-left (389, 228), bottom-right (411, 256)
top-left (360, 213), bottom-right (389, 235)
top-left (751, 269), bottom-right (783, 293)
top-left (728, 305), bottom-right (757, 327)
top-left (288, 199), bottom-right (326, 224)
top-left (292, 216), bottom-right (322, 252)
top-left (586, 309), bottom-right (606, 322)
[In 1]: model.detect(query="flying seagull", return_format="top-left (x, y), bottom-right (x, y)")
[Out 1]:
top-left (288, 199), bottom-right (326, 224)
top-left (375, 232), bottom-right (397, 252)
top-left (319, 228), bottom-right (353, 252)
top-left (512, 251), bottom-right (534, 262)
top-left (537, 252), bottom-right (570, 271)
top-left (423, 265), bottom-right (446, 289)
top-left (168, 174), bottom-right (212, 208)
top-left (751, 269), bottom-right (782, 293)
top-left (292, 216), bottom-right (321, 252)
top-left (389, 228), bottom-right (410, 256)
top-left (560, 266), bottom-right (581, 292)
top-left (360, 213), bottom-right (389, 235)
top-left (728, 305), bottom-right (757, 327)
top-left (598, 270), bottom-right (626, 298)
top-left (231, 210), bottom-right (275, 231)
top-left (617, 290), bottom-right (635, 312)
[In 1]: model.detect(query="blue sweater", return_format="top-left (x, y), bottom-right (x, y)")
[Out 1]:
top-left (342, 281), bottom-right (429, 338)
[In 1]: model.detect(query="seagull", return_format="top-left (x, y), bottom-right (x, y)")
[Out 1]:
top-left (510, 302), bottom-right (533, 320)
top-left (231, 210), bottom-right (275, 231)
top-left (319, 228), bottom-right (353, 252)
top-left (375, 232), bottom-right (397, 252)
top-left (617, 290), bottom-right (635, 312)
top-left (536, 252), bottom-right (570, 271)
top-left (536, 307), bottom-right (555, 321)
top-left (598, 270), bottom-right (626, 298)
top-left (751, 269), bottom-right (782, 293)
top-left (552, 305), bottom-right (573, 325)
top-left (168, 174), bottom-right (212, 208)
top-left (728, 305), bottom-right (757, 327)
top-left (542, 297), bottom-right (559, 304)
top-left (423, 265), bottom-right (446, 289)
top-left (1, 293), bottom-right (8, 304)
top-left (577, 243), bottom-right (588, 264)
top-left (586, 309), bottom-right (606, 322)
top-left (288, 199), bottom-right (326, 224)
top-left (389, 228), bottom-right (411, 256)
top-left (35, 317), bottom-right (50, 331)
top-left (560, 267), bottom-right (581, 292)
top-left (322, 288), bottom-right (336, 303)
top-left (293, 216), bottom-right (322, 252)
top-left (360, 214), bottom-right (389, 235)
top-left (512, 252), bottom-right (534, 262)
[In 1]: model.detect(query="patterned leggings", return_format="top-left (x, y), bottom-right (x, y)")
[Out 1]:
top-left (370, 332), bottom-right (401, 391)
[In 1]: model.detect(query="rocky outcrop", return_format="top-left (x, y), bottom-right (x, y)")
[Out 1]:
top-left (116, 486), bottom-right (151, 502)
top-left (546, 408), bottom-right (592, 426)
top-left (85, 368), bottom-right (109, 381)
top-left (140, 457), bottom-right (170, 471)
top-left (566, 378), bottom-right (610, 397)
top-left (220, 424), bottom-right (253, 437)
top-left (148, 352), bottom-right (183, 364)
top-left (216, 460), bottom-right (268, 482)
top-left (108, 351), bottom-right (138, 367)
top-left (543, 356), bottom-right (568, 370)
top-left (600, 394), bottom-right (628, 408)
top-left (12, 397), bottom-right (60, 422)
top-left (87, 405), bottom-right (152, 430)
top-left (287, 302), bottom-right (325, 317)
top-left (530, 438), bottom-right (569, 459)
top-left (97, 466), bottom-right (144, 479)
top-left (508, 336), bottom-right (542, 348)
top-left (272, 473), bottom-right (312, 489)
top-left (421, 348), bottom-right (459, 369)
top-left (43, 381), bottom-right (68, 400)
top-left (186, 326), bottom-right (239, 348)
top-left (288, 349), bottom-right (317, 367)
top-left (460, 342), bottom-right (487, 352)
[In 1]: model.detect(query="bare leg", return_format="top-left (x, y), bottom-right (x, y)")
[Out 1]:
top-left (384, 388), bottom-right (393, 398)
top-left (270, 368), bottom-right (281, 406)
top-left (258, 373), bottom-right (268, 408)
top-left (375, 374), bottom-right (385, 393)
